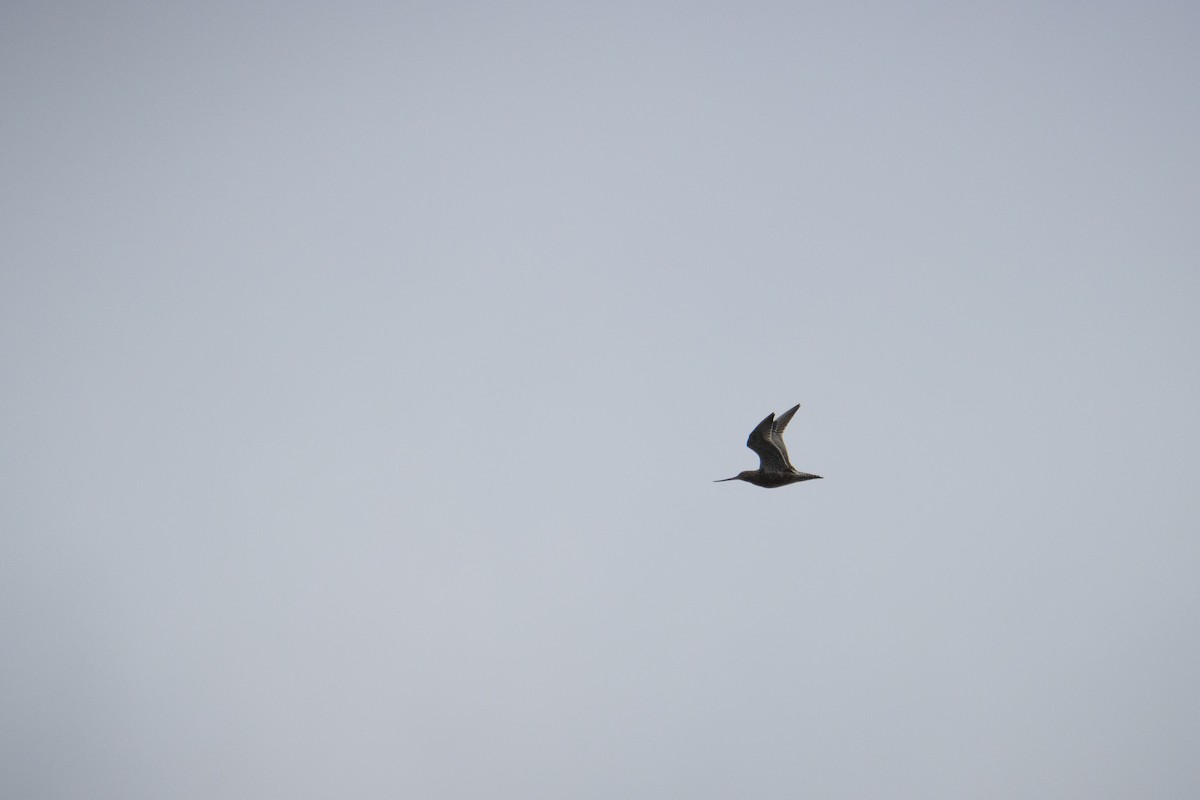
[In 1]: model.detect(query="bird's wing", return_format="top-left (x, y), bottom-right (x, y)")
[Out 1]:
top-left (746, 411), bottom-right (791, 473)
top-left (768, 403), bottom-right (801, 470)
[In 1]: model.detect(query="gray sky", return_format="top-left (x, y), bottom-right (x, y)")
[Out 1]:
top-left (3, 2), bottom-right (1199, 798)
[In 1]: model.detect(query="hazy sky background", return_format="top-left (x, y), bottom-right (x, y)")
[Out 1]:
top-left (3, 2), bottom-right (1199, 798)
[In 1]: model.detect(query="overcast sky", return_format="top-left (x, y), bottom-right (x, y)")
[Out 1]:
top-left (3, 2), bottom-right (1199, 798)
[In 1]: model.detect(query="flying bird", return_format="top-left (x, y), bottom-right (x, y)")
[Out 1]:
top-left (716, 403), bottom-right (823, 488)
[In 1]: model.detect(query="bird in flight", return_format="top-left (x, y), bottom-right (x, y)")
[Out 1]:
top-left (716, 403), bottom-right (823, 488)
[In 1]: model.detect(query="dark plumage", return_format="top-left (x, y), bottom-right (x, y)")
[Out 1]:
top-left (716, 403), bottom-right (823, 488)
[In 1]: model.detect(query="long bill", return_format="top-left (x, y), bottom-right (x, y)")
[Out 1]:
top-left (713, 476), bottom-right (741, 482)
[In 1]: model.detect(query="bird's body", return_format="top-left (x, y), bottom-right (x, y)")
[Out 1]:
top-left (716, 403), bottom-right (822, 488)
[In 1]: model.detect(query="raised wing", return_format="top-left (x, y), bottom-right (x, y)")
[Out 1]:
top-left (769, 403), bottom-right (801, 470)
top-left (746, 412), bottom-right (781, 471)
top-left (745, 404), bottom-right (801, 473)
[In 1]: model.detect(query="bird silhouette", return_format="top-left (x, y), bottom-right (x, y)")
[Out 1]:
top-left (716, 403), bottom-right (823, 488)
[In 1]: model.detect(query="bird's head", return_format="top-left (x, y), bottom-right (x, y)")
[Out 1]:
top-left (714, 471), bottom-right (755, 483)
